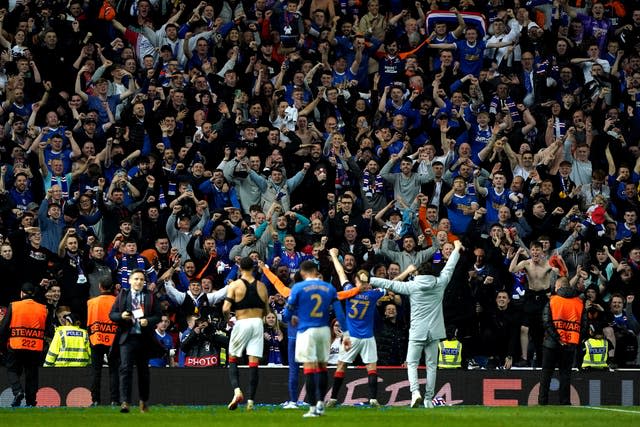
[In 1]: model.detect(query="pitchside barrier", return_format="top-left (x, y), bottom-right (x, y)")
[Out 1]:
top-left (1, 367), bottom-right (639, 407)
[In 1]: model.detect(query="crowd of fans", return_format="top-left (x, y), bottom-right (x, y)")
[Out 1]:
top-left (0, 0), bottom-right (639, 371)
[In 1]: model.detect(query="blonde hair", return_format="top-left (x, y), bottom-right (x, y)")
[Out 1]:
top-left (593, 194), bottom-right (607, 207)
top-left (356, 269), bottom-right (370, 283)
top-left (264, 312), bottom-right (282, 335)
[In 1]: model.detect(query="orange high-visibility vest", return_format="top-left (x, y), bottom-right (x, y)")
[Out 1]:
top-left (549, 294), bottom-right (584, 345)
top-left (8, 299), bottom-right (47, 351)
top-left (87, 294), bottom-right (117, 346)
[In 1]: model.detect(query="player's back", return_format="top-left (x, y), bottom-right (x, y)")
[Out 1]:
top-left (290, 279), bottom-right (336, 333)
top-left (345, 285), bottom-right (385, 339)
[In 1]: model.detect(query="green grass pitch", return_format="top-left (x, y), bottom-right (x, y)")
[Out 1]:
top-left (1, 405), bottom-right (639, 426)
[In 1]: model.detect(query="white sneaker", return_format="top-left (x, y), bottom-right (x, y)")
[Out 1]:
top-left (424, 399), bottom-right (434, 409)
top-left (246, 400), bottom-right (254, 411)
top-left (315, 401), bottom-right (325, 415)
top-left (227, 388), bottom-right (244, 410)
top-left (410, 392), bottom-right (423, 408)
top-left (369, 399), bottom-right (380, 407)
top-left (325, 398), bottom-right (338, 408)
top-left (282, 401), bottom-right (298, 409)
top-left (303, 407), bottom-right (320, 418)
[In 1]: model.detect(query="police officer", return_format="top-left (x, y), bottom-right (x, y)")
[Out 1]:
top-left (0, 282), bottom-right (49, 407)
top-left (43, 311), bottom-right (91, 367)
top-left (438, 336), bottom-right (462, 369)
top-left (87, 280), bottom-right (120, 406)
top-left (581, 326), bottom-right (609, 370)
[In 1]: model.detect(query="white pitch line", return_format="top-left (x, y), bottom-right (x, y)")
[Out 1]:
top-left (577, 406), bottom-right (640, 415)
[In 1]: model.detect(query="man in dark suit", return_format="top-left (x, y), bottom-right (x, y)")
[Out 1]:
top-left (110, 269), bottom-right (161, 413)
top-left (421, 161), bottom-right (451, 218)
top-left (511, 50), bottom-right (550, 106)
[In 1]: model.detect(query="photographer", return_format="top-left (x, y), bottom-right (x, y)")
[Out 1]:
top-left (179, 313), bottom-right (229, 367)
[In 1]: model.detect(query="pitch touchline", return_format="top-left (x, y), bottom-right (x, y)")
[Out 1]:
top-left (577, 406), bottom-right (640, 414)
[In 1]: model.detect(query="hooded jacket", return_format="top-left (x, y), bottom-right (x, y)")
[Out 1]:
top-left (370, 247), bottom-right (461, 342)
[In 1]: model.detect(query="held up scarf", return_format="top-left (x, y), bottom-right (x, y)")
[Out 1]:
top-left (119, 254), bottom-right (147, 289)
top-left (362, 171), bottom-right (384, 196)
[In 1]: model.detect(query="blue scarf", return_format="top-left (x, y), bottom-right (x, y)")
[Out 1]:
top-left (362, 171), bottom-right (384, 196)
top-left (265, 328), bottom-right (283, 365)
top-left (53, 174), bottom-right (69, 199)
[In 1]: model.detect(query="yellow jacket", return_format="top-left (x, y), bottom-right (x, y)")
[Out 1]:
top-left (44, 325), bottom-right (91, 367)
top-left (438, 339), bottom-right (462, 369)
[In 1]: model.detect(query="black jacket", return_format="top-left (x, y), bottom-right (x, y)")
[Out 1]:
top-left (109, 288), bottom-right (162, 349)
top-left (375, 316), bottom-right (408, 366)
top-left (542, 286), bottom-right (587, 349)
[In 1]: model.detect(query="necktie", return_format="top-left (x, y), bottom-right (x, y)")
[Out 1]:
top-left (131, 292), bottom-right (142, 334)
top-left (173, 42), bottom-right (179, 60)
top-left (525, 72), bottom-right (533, 93)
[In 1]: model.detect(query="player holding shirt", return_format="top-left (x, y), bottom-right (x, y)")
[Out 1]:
top-left (282, 261), bottom-right (351, 418)
top-left (223, 257), bottom-right (270, 411)
top-left (260, 261), bottom-right (361, 409)
top-left (326, 248), bottom-right (386, 407)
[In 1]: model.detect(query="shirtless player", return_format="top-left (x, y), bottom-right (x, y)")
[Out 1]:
top-left (223, 257), bottom-right (269, 411)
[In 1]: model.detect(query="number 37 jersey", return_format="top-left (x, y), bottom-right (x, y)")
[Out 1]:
top-left (283, 279), bottom-right (346, 334)
top-left (344, 284), bottom-right (385, 339)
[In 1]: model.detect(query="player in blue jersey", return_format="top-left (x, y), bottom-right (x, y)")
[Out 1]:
top-left (260, 261), bottom-right (361, 409)
top-left (283, 260), bottom-right (351, 418)
top-left (326, 248), bottom-right (385, 407)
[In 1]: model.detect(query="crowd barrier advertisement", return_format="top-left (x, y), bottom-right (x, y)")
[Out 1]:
top-left (1, 368), bottom-right (638, 407)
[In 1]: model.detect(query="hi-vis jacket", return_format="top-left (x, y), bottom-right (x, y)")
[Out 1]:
top-left (44, 325), bottom-right (91, 367)
top-left (7, 299), bottom-right (48, 351)
top-left (87, 294), bottom-right (117, 346)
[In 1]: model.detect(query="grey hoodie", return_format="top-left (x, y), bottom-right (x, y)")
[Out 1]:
top-left (379, 237), bottom-right (440, 272)
top-left (370, 248), bottom-right (461, 342)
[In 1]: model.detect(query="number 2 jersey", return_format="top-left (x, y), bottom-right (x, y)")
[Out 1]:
top-left (283, 278), bottom-right (347, 334)
top-left (344, 283), bottom-right (386, 339)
